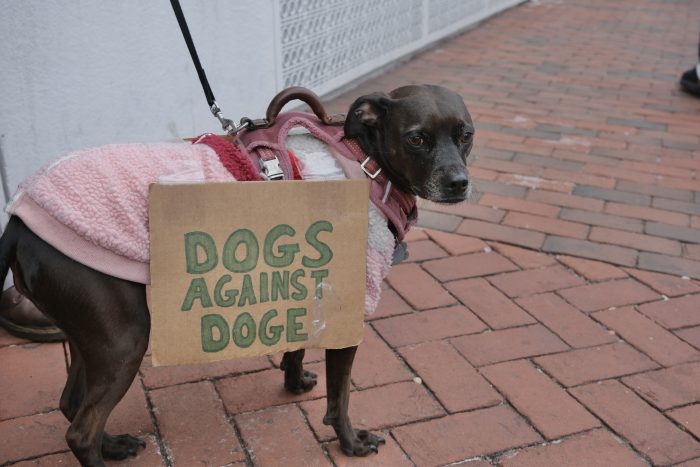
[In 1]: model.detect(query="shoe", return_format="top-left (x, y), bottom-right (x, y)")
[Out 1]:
top-left (0, 286), bottom-right (65, 342)
top-left (680, 68), bottom-right (700, 97)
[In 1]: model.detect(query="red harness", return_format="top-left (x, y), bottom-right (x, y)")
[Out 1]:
top-left (193, 111), bottom-right (417, 242)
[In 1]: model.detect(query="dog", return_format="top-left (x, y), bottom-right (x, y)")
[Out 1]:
top-left (0, 84), bottom-right (473, 466)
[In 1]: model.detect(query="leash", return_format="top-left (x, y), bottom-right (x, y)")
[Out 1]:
top-left (169, 0), bottom-right (248, 135)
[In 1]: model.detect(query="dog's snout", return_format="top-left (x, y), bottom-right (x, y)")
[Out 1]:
top-left (426, 169), bottom-right (470, 203)
top-left (447, 171), bottom-right (469, 192)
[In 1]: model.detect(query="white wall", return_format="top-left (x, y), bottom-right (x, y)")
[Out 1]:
top-left (0, 0), bottom-right (278, 205)
top-left (0, 0), bottom-right (523, 208)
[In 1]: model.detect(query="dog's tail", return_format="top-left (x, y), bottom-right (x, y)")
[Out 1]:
top-left (0, 216), bottom-right (20, 290)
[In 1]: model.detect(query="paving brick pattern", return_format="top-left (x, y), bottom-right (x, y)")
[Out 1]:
top-left (1, 0), bottom-right (699, 465)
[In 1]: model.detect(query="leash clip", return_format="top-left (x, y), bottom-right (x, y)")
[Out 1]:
top-left (210, 102), bottom-right (249, 135)
top-left (261, 157), bottom-right (284, 181)
top-left (360, 156), bottom-right (382, 179)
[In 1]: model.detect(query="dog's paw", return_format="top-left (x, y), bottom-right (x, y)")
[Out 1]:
top-left (285, 369), bottom-right (318, 394)
top-left (101, 433), bottom-right (146, 460)
top-left (341, 429), bottom-right (386, 457)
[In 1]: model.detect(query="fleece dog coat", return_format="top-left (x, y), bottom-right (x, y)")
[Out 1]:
top-left (7, 119), bottom-right (412, 314)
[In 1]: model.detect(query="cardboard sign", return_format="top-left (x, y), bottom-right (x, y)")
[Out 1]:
top-left (149, 180), bottom-right (369, 366)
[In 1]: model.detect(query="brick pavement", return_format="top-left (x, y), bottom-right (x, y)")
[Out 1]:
top-left (1, 0), bottom-right (700, 465)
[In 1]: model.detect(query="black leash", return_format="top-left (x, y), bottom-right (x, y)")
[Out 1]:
top-left (169, 0), bottom-right (247, 134)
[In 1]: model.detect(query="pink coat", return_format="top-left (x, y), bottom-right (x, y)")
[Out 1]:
top-left (7, 131), bottom-right (404, 314)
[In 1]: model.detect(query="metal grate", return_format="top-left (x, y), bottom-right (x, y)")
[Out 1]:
top-left (280, 0), bottom-right (423, 89)
top-left (278, 0), bottom-right (523, 93)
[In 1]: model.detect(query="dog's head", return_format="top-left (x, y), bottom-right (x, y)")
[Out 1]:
top-left (345, 84), bottom-right (473, 203)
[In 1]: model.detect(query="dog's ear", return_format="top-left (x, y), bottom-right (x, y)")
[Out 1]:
top-left (344, 93), bottom-right (392, 137)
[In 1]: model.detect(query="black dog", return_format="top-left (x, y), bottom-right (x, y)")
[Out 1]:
top-left (0, 84), bottom-right (473, 466)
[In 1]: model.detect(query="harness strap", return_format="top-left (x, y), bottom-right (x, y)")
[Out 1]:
top-left (343, 138), bottom-right (418, 230)
top-left (193, 134), bottom-right (303, 182)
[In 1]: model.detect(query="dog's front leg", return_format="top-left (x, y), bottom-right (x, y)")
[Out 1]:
top-left (280, 349), bottom-right (317, 394)
top-left (324, 346), bottom-right (385, 456)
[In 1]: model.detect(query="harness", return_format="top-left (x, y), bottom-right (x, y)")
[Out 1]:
top-left (193, 110), bottom-right (417, 243)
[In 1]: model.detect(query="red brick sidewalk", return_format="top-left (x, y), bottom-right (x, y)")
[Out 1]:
top-left (2, 0), bottom-right (700, 465)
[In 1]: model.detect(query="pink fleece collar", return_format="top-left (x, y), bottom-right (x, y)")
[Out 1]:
top-left (193, 134), bottom-right (262, 181)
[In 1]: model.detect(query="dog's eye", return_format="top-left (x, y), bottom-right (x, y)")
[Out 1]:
top-left (459, 132), bottom-right (473, 144)
top-left (407, 135), bottom-right (424, 146)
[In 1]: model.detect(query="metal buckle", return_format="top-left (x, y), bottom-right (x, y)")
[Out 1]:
top-left (261, 157), bottom-right (284, 181)
top-left (360, 157), bottom-right (382, 179)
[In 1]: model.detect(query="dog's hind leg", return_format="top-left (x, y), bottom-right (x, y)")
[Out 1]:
top-left (59, 289), bottom-right (149, 465)
top-left (9, 220), bottom-right (150, 465)
top-left (280, 349), bottom-right (317, 394)
top-left (324, 346), bottom-right (385, 456)
top-left (60, 340), bottom-right (145, 462)
top-left (64, 333), bottom-right (147, 466)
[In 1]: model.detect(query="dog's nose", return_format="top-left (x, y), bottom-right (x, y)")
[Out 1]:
top-left (447, 171), bottom-right (469, 193)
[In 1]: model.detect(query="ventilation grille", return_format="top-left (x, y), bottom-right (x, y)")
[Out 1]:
top-left (278, 0), bottom-right (521, 93)
top-left (280, 0), bottom-right (422, 89)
